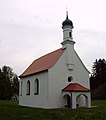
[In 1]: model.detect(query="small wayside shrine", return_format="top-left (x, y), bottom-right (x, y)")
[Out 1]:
top-left (19, 12), bottom-right (91, 109)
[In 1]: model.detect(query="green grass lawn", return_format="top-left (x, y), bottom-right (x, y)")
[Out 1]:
top-left (0, 100), bottom-right (106, 120)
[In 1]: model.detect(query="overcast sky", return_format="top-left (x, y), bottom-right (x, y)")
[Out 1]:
top-left (0, 0), bottom-right (106, 75)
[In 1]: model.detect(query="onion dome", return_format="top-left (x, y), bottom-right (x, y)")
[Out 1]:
top-left (62, 12), bottom-right (74, 28)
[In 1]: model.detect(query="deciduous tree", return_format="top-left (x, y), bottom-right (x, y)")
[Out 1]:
top-left (0, 66), bottom-right (19, 100)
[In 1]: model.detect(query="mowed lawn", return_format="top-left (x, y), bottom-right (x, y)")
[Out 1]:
top-left (0, 100), bottom-right (106, 120)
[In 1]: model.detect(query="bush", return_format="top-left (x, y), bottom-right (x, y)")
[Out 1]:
top-left (92, 83), bottom-right (106, 100)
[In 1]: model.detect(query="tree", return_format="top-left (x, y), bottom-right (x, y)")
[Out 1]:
top-left (90, 59), bottom-right (106, 90)
top-left (0, 66), bottom-right (19, 100)
top-left (11, 74), bottom-right (19, 95)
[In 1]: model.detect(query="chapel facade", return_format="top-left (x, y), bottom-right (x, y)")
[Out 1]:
top-left (19, 13), bottom-right (91, 109)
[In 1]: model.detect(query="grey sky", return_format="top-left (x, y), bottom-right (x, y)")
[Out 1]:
top-left (0, 0), bottom-right (106, 75)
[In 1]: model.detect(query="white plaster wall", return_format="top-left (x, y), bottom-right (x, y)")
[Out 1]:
top-left (73, 51), bottom-right (90, 88)
top-left (19, 71), bottom-right (49, 108)
top-left (65, 43), bottom-right (90, 88)
top-left (48, 45), bottom-right (90, 108)
top-left (48, 51), bottom-right (73, 108)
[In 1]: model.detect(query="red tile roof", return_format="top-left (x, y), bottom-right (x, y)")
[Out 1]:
top-left (62, 83), bottom-right (90, 92)
top-left (20, 48), bottom-right (65, 77)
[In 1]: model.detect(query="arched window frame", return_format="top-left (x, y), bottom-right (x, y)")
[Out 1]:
top-left (26, 80), bottom-right (30, 95)
top-left (34, 78), bottom-right (39, 95)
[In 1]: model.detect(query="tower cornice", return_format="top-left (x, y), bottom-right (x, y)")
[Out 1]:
top-left (61, 40), bottom-right (75, 46)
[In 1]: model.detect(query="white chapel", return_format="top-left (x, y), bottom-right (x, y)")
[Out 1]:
top-left (19, 12), bottom-right (91, 109)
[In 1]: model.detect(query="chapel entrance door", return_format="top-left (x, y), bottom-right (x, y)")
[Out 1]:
top-left (67, 95), bottom-right (72, 108)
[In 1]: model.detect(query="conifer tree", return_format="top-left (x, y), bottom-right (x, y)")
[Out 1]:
top-left (90, 59), bottom-right (106, 90)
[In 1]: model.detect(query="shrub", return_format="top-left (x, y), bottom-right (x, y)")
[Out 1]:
top-left (92, 83), bottom-right (106, 100)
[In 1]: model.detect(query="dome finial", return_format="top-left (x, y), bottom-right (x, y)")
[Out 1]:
top-left (66, 10), bottom-right (68, 19)
top-left (62, 11), bottom-right (74, 28)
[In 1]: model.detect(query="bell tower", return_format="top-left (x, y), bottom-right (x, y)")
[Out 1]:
top-left (61, 11), bottom-right (75, 48)
top-left (61, 12), bottom-right (75, 70)
top-left (62, 11), bottom-right (74, 41)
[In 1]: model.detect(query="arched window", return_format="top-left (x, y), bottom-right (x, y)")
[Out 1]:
top-left (26, 80), bottom-right (30, 95)
top-left (34, 78), bottom-right (39, 95)
top-left (20, 81), bottom-right (23, 96)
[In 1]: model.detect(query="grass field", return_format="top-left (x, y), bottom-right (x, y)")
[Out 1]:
top-left (0, 100), bottom-right (106, 120)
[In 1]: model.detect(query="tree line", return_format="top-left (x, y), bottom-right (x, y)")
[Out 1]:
top-left (0, 66), bottom-right (19, 100)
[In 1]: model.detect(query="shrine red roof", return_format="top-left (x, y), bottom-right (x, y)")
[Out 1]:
top-left (62, 83), bottom-right (90, 92)
top-left (20, 48), bottom-right (65, 77)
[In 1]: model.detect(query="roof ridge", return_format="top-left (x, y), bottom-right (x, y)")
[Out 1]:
top-left (34, 48), bottom-right (63, 62)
